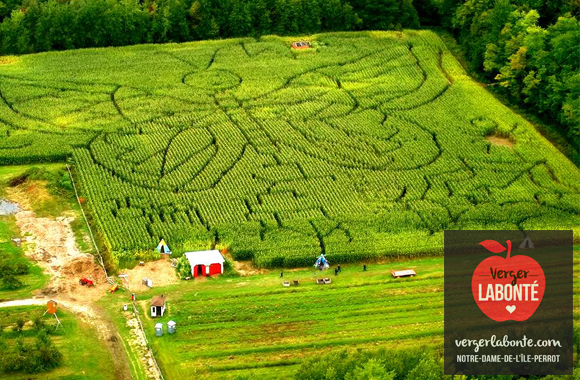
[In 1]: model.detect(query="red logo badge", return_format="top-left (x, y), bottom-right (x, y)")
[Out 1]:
top-left (472, 240), bottom-right (545, 321)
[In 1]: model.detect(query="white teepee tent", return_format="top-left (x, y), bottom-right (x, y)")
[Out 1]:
top-left (519, 236), bottom-right (534, 249)
top-left (156, 239), bottom-right (172, 254)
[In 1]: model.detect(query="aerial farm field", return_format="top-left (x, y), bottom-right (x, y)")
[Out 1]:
top-left (0, 29), bottom-right (579, 379)
top-left (0, 30), bottom-right (578, 267)
top-left (133, 258), bottom-right (445, 379)
top-left (119, 249), bottom-right (578, 380)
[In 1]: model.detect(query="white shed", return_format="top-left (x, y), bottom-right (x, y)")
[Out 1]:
top-left (184, 250), bottom-right (225, 277)
top-left (150, 295), bottom-right (166, 318)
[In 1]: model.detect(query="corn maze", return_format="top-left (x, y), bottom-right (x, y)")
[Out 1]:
top-left (0, 31), bottom-right (578, 266)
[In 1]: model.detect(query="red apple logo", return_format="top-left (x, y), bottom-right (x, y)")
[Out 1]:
top-left (472, 239), bottom-right (545, 322)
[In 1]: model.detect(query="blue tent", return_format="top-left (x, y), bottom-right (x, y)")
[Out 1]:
top-left (314, 254), bottom-right (329, 269)
top-left (156, 239), bottom-right (172, 255)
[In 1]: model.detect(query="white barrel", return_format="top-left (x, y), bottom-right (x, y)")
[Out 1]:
top-left (167, 321), bottom-right (176, 334)
top-left (155, 323), bottom-right (163, 337)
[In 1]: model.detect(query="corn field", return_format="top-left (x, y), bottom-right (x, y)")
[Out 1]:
top-left (0, 31), bottom-right (578, 267)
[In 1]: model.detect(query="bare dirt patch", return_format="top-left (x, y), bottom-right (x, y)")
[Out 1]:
top-left (223, 252), bottom-right (268, 276)
top-left (121, 259), bottom-right (179, 291)
top-left (13, 210), bottom-right (108, 301)
top-left (2, 186), bottom-right (133, 379)
top-left (486, 135), bottom-right (514, 147)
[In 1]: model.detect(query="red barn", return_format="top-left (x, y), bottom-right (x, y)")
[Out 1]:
top-left (184, 250), bottom-right (225, 278)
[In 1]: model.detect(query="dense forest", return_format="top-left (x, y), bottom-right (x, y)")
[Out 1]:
top-left (0, 0), bottom-right (578, 144)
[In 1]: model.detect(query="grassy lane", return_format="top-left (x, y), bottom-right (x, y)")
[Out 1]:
top-left (101, 303), bottom-right (150, 380)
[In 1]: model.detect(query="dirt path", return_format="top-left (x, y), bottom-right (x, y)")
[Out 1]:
top-left (124, 307), bottom-right (163, 380)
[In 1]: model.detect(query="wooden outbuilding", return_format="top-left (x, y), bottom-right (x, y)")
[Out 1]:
top-left (150, 295), bottom-right (166, 317)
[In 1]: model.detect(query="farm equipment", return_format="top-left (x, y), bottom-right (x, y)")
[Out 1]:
top-left (79, 278), bottom-right (94, 287)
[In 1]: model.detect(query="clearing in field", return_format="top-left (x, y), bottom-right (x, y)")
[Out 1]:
top-left (0, 31), bottom-right (578, 267)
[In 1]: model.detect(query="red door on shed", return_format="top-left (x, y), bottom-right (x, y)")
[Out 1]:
top-left (209, 263), bottom-right (221, 276)
top-left (194, 264), bottom-right (205, 277)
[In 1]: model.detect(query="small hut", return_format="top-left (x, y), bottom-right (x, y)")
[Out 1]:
top-left (150, 295), bottom-right (166, 318)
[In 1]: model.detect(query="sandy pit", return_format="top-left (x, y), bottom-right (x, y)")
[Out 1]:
top-left (13, 210), bottom-right (108, 300)
top-left (121, 259), bottom-right (179, 291)
top-left (486, 135), bottom-right (514, 147)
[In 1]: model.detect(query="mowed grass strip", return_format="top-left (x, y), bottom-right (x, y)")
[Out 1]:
top-left (135, 252), bottom-right (579, 379)
top-left (140, 257), bottom-right (444, 379)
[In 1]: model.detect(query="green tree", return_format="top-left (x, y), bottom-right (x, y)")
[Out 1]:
top-left (399, 0), bottom-right (420, 28)
top-left (404, 352), bottom-right (442, 380)
top-left (351, 0), bottom-right (399, 30)
top-left (250, 0), bottom-right (271, 36)
top-left (227, 0), bottom-right (252, 37)
top-left (345, 359), bottom-right (395, 380)
top-left (299, 0), bottom-right (321, 33)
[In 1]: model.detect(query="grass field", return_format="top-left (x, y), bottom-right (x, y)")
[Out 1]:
top-left (114, 248), bottom-right (578, 379)
top-left (0, 31), bottom-right (578, 267)
top-left (0, 305), bottom-right (116, 379)
top-left (134, 257), bottom-right (444, 379)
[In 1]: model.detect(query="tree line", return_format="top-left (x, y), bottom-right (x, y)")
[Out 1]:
top-left (0, 0), bottom-right (420, 52)
top-left (0, 0), bottom-right (578, 145)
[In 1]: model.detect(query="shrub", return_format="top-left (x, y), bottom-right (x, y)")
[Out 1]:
top-left (175, 255), bottom-right (192, 279)
top-left (1, 274), bottom-right (23, 290)
top-left (345, 359), bottom-right (395, 380)
top-left (14, 318), bottom-right (25, 333)
top-left (0, 330), bottom-right (62, 374)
